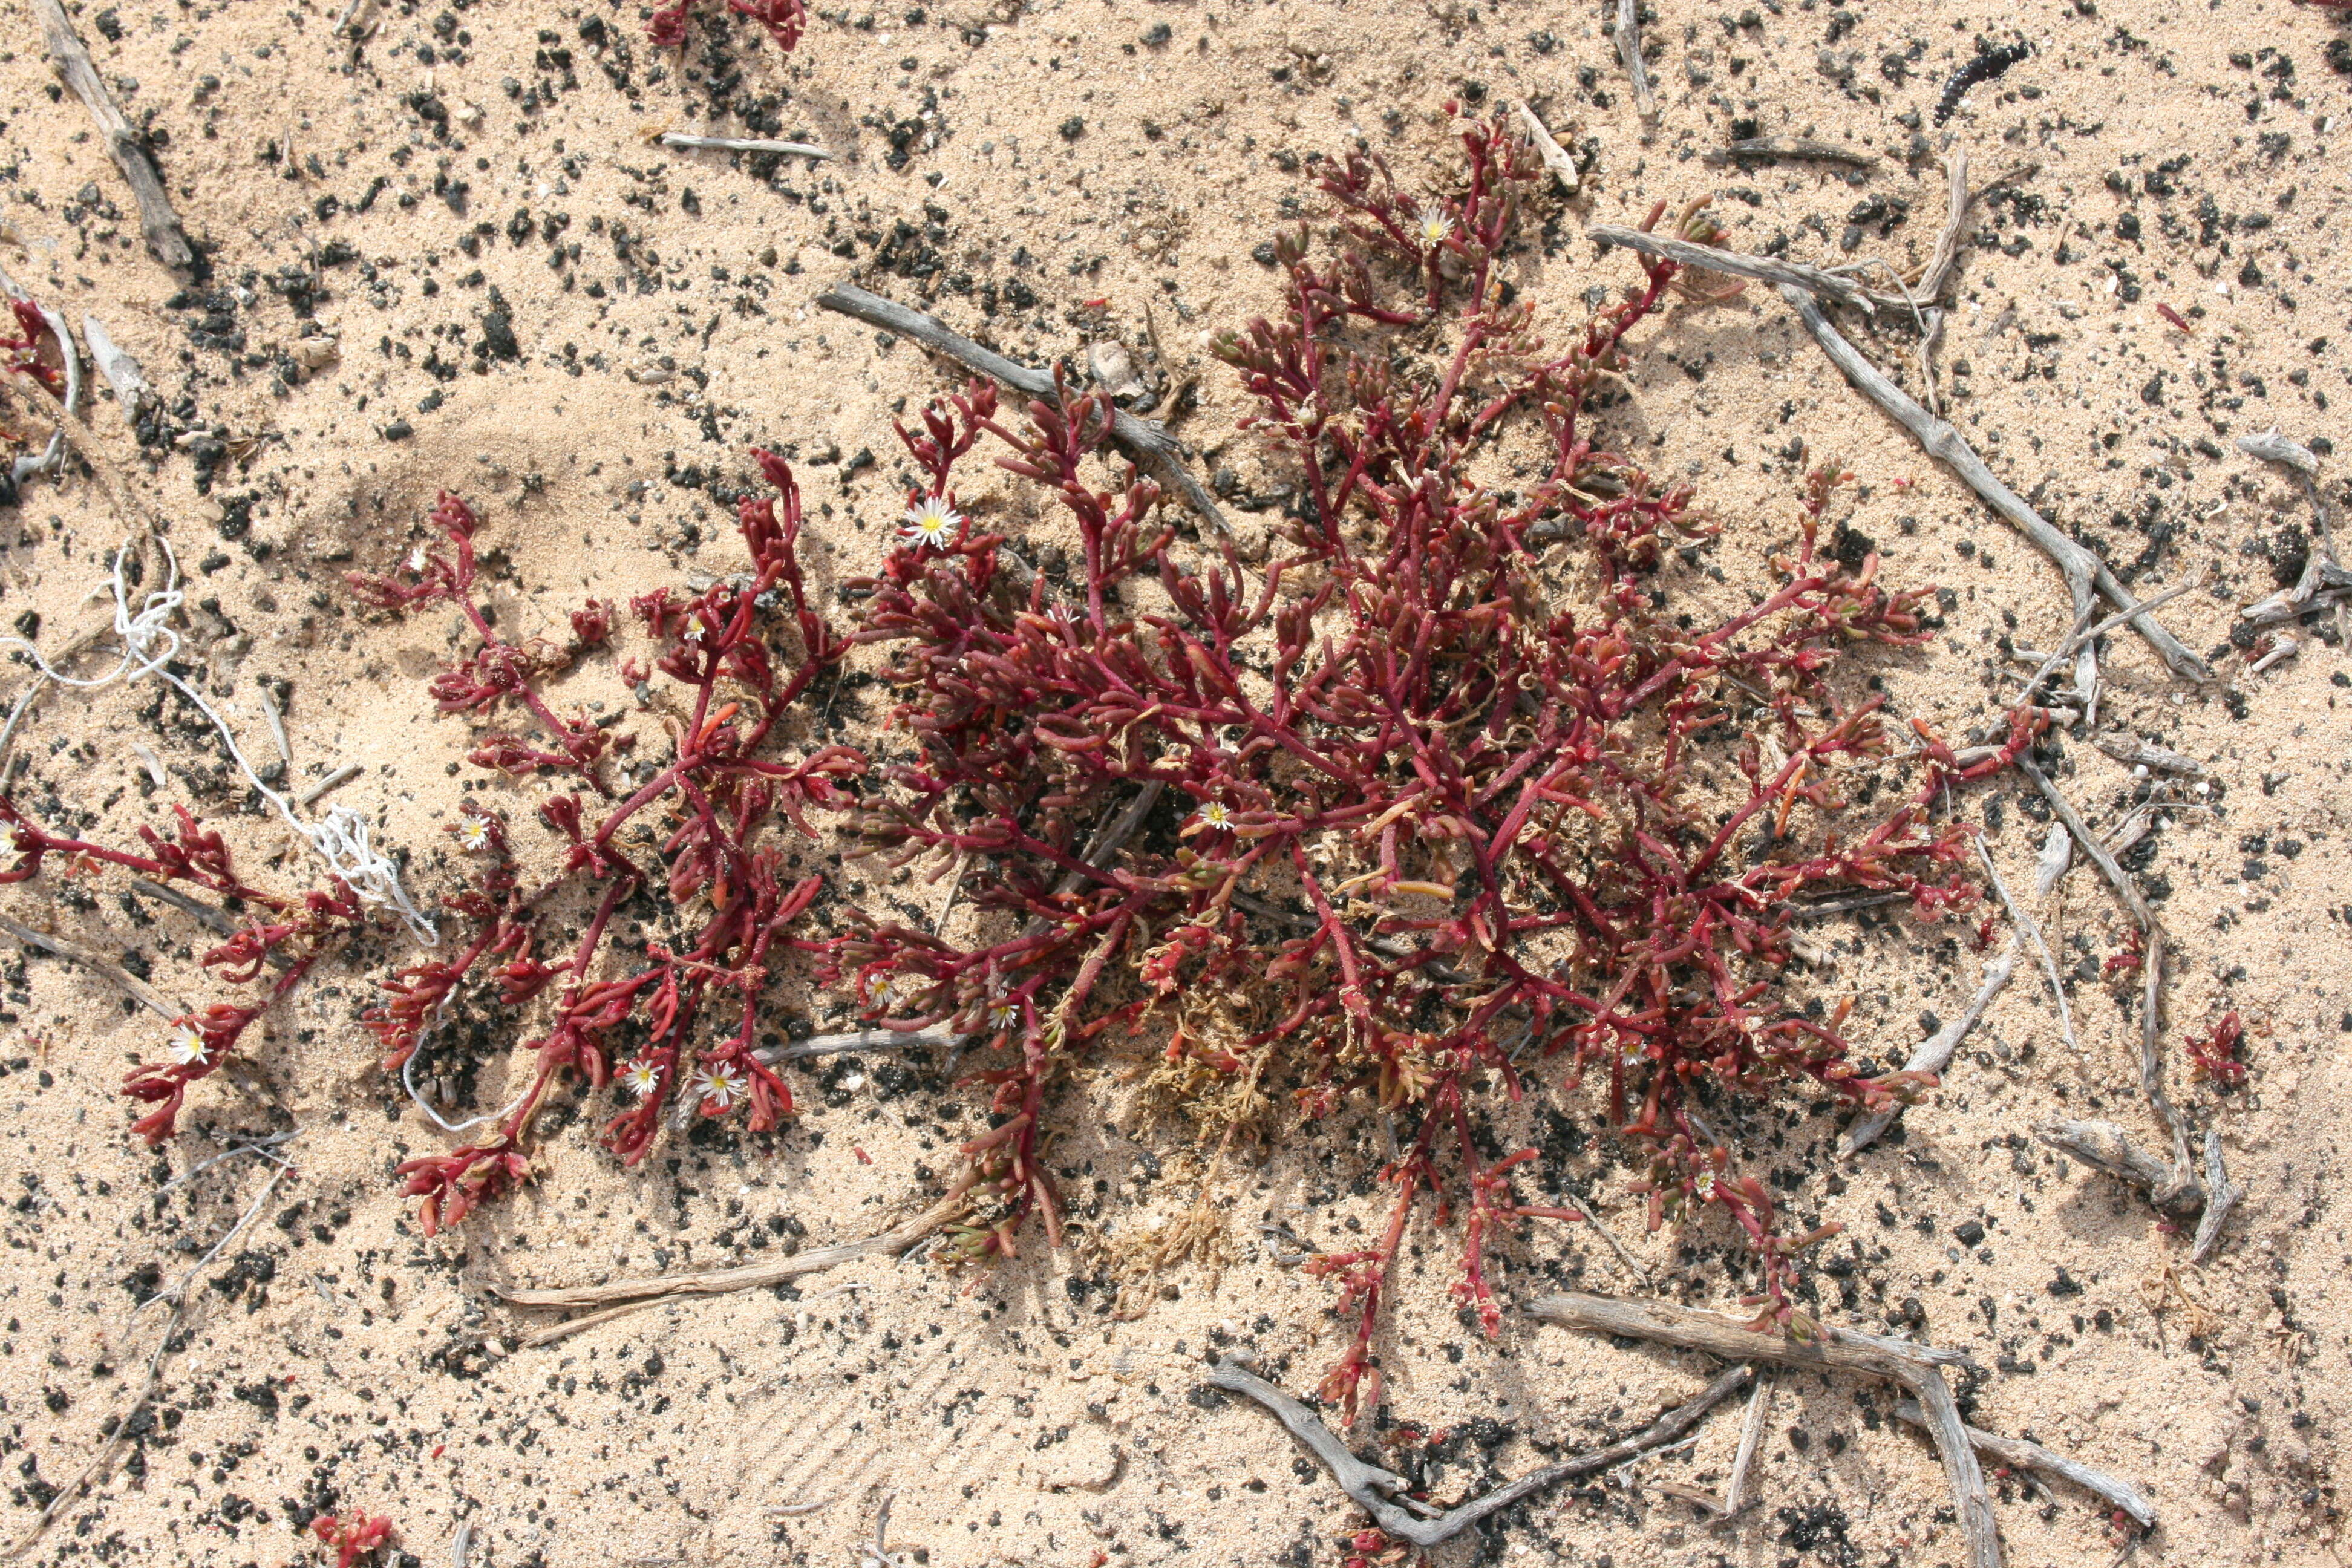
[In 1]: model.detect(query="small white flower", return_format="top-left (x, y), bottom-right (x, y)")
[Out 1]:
top-left (1195, 801), bottom-right (1233, 831)
top-left (988, 999), bottom-right (1018, 1031)
top-left (406, 546), bottom-right (429, 573)
top-left (454, 815), bottom-right (494, 852)
top-left (1418, 211), bottom-right (1454, 247)
top-left (689, 1060), bottom-right (748, 1111)
top-left (616, 1056), bottom-right (662, 1099)
top-left (898, 494), bottom-right (964, 549)
top-left (164, 1022), bottom-right (207, 1067)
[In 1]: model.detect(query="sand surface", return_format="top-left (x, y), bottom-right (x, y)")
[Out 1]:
top-left (0, 0), bottom-right (2348, 1563)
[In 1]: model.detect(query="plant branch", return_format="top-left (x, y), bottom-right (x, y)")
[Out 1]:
top-left (495, 1192), bottom-right (965, 1313)
top-left (1526, 1292), bottom-right (1999, 1568)
top-left (1206, 1355), bottom-right (1750, 1547)
top-left (1891, 1401), bottom-right (2155, 1529)
top-left (1777, 283), bottom-right (2206, 682)
top-left (814, 283), bottom-right (1232, 536)
top-left (33, 0), bottom-right (192, 268)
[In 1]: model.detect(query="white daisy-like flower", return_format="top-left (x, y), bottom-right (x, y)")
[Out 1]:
top-left (164, 1021), bottom-right (207, 1067)
top-left (1418, 211), bottom-right (1454, 247)
top-left (1195, 801), bottom-right (1234, 831)
top-left (898, 495), bottom-right (964, 549)
top-left (406, 546), bottom-right (430, 573)
top-left (688, 1060), bottom-right (748, 1112)
top-left (454, 815), bottom-right (494, 852)
top-left (616, 1056), bottom-right (663, 1099)
top-left (988, 999), bottom-right (1018, 1031)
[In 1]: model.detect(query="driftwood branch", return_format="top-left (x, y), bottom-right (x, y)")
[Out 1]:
top-left (1527, 1292), bottom-right (2000, 1568)
top-left (1592, 226), bottom-right (1878, 312)
top-left (753, 1026), bottom-right (958, 1066)
top-left (0, 911), bottom-right (185, 1019)
top-left (2191, 1126), bottom-right (2243, 1266)
top-left (2015, 758), bottom-right (2160, 934)
top-left (1973, 835), bottom-right (2077, 1059)
top-left (1206, 1356), bottom-right (1751, 1547)
top-left (1842, 942), bottom-right (2014, 1156)
top-left (34, 0), bottom-right (192, 268)
top-left (814, 283), bottom-right (1231, 537)
top-left (1614, 0), bottom-right (1656, 117)
top-left (2036, 1119), bottom-right (2201, 1218)
top-left (1777, 283), bottom-right (2206, 684)
top-left (659, 130), bottom-right (829, 159)
top-left (495, 1193), bottom-right (965, 1313)
top-left (1891, 1401), bottom-right (2156, 1529)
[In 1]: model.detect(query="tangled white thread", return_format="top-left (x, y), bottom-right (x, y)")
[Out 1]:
top-left (0, 540), bottom-right (437, 944)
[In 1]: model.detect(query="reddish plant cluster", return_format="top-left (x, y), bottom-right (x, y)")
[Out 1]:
top-left (831, 111), bottom-right (1978, 1413)
top-left (0, 800), bottom-right (362, 1140)
top-left (1, 299), bottom-right (62, 398)
top-left (309, 1511), bottom-right (393, 1568)
top-left (345, 479), bottom-right (857, 1232)
top-left (646, 0), bottom-right (806, 52)
top-left (2185, 1010), bottom-right (2247, 1088)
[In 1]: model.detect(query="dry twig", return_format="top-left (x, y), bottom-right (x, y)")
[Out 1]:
top-left (0, 910), bottom-right (185, 1019)
top-left (1206, 1356), bottom-right (1751, 1547)
top-left (658, 130), bottom-right (830, 159)
top-left (33, 0), bottom-right (192, 267)
top-left (1841, 943), bottom-right (2015, 1156)
top-left (815, 283), bottom-right (1231, 536)
top-left (1890, 1402), bottom-right (2157, 1529)
top-left (1777, 283), bottom-right (2206, 684)
top-left (1614, 0), bottom-right (1656, 117)
top-left (1527, 1292), bottom-right (2002, 1568)
top-left (497, 1193), bottom-right (966, 1314)
top-left (1971, 835), bottom-right (2077, 1058)
top-left (1590, 226), bottom-right (1878, 311)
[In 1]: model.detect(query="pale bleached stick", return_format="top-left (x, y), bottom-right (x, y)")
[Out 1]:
top-left (1615, 0), bottom-right (1655, 117)
top-left (1207, 1356), bottom-right (1750, 1547)
top-left (659, 131), bottom-right (829, 159)
top-left (2015, 757), bottom-right (2158, 933)
top-left (1842, 942), bottom-right (2015, 1156)
top-left (2036, 1118), bottom-right (2203, 1218)
top-left (4, 1158), bottom-right (290, 1559)
top-left (497, 1193), bottom-right (965, 1312)
top-left (1527, 1293), bottom-right (1999, 1568)
top-left (1891, 1401), bottom-right (2155, 1529)
top-left (1971, 835), bottom-right (2076, 1059)
top-left (1592, 226), bottom-right (1878, 312)
top-left (34, 0), bottom-right (192, 267)
top-left (2190, 1126), bottom-right (2242, 1266)
top-left (1778, 283), bottom-right (2206, 683)
top-left (0, 910), bottom-right (185, 1019)
top-left (815, 284), bottom-right (1230, 536)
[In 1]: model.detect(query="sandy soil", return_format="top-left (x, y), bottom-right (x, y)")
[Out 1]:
top-left (0, 0), bottom-right (2347, 1564)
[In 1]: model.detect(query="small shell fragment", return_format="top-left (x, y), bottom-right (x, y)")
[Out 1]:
top-left (1085, 340), bottom-right (1147, 402)
top-left (1510, 100), bottom-right (1582, 193)
top-left (291, 335), bottom-right (341, 370)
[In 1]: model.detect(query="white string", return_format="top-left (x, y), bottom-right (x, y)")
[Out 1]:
top-left (0, 540), bottom-right (436, 942)
top-left (400, 1036), bottom-right (532, 1135)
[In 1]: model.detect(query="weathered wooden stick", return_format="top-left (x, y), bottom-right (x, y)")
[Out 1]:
top-left (815, 283), bottom-right (1231, 537)
top-left (1527, 1292), bottom-right (1999, 1568)
top-left (1207, 1355), bottom-right (1750, 1547)
top-left (1591, 226), bottom-right (1878, 312)
top-left (1891, 1401), bottom-right (2156, 1528)
top-left (1778, 283), bottom-right (2206, 682)
top-left (34, 0), bottom-right (193, 268)
top-left (497, 1193), bottom-right (965, 1311)
top-left (1842, 942), bottom-right (2015, 1155)
top-left (0, 911), bottom-right (185, 1019)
